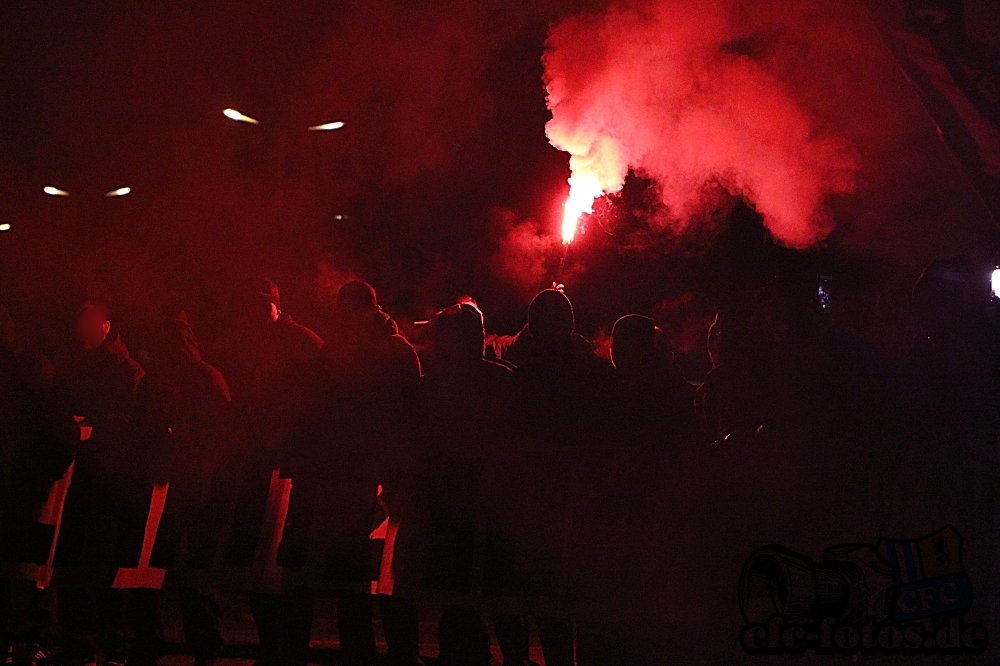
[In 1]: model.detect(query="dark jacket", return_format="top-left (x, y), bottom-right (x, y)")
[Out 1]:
top-left (484, 326), bottom-right (611, 609)
top-left (419, 357), bottom-right (516, 596)
top-left (138, 345), bottom-right (231, 484)
top-left (0, 344), bottom-right (77, 563)
top-left (213, 313), bottom-right (322, 570)
top-left (55, 333), bottom-right (143, 422)
top-left (278, 309), bottom-right (420, 591)
top-left (52, 333), bottom-right (146, 574)
top-left (224, 312), bottom-right (323, 451)
top-left (53, 333), bottom-right (144, 478)
top-left (136, 315), bottom-right (233, 569)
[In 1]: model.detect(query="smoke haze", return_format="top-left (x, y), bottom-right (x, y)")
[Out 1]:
top-left (543, 0), bottom-right (861, 248)
top-left (1, 0), bottom-right (996, 342)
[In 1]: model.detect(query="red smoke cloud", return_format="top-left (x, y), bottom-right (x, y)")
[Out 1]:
top-left (490, 209), bottom-right (561, 299)
top-left (543, 0), bottom-right (860, 248)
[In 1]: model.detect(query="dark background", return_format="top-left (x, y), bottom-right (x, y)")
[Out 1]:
top-left (1, 0), bottom-right (997, 374)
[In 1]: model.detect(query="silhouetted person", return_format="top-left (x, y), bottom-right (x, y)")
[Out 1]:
top-left (420, 301), bottom-right (513, 666)
top-left (695, 288), bottom-right (793, 443)
top-left (220, 278), bottom-right (322, 666)
top-left (136, 311), bottom-right (231, 666)
top-left (52, 302), bottom-right (147, 664)
top-left (0, 308), bottom-right (75, 663)
top-left (226, 277), bottom-right (323, 454)
top-left (488, 289), bottom-right (608, 666)
top-left (278, 280), bottom-right (421, 666)
top-left (563, 315), bottom-right (695, 666)
top-left (610, 314), bottom-right (693, 444)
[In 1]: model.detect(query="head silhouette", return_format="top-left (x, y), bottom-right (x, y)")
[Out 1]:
top-left (431, 302), bottom-right (485, 366)
top-left (611, 314), bottom-right (659, 373)
top-left (528, 288), bottom-right (575, 343)
top-left (337, 280), bottom-right (378, 316)
top-left (247, 276), bottom-right (280, 324)
top-left (152, 310), bottom-right (201, 363)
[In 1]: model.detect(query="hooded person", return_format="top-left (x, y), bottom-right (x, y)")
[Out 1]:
top-left (491, 288), bottom-right (609, 445)
top-left (137, 311), bottom-right (231, 493)
top-left (225, 277), bottom-right (324, 437)
top-left (275, 280), bottom-right (422, 666)
top-left (52, 301), bottom-right (145, 568)
top-left (557, 315), bottom-right (696, 665)
top-left (492, 288), bottom-right (589, 367)
top-left (54, 302), bottom-right (144, 445)
top-left (484, 288), bottom-right (610, 666)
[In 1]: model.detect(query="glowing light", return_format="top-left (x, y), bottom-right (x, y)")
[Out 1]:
top-left (44, 186), bottom-right (70, 196)
top-left (992, 268), bottom-right (1000, 299)
top-left (308, 121), bottom-right (344, 131)
top-left (561, 172), bottom-right (603, 243)
top-left (0, 224), bottom-right (10, 232)
top-left (105, 187), bottom-right (131, 197)
top-left (223, 108), bottom-right (259, 124)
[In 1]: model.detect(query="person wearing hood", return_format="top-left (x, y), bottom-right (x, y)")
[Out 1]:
top-left (135, 311), bottom-right (232, 666)
top-left (52, 301), bottom-right (146, 665)
top-left (485, 289), bottom-right (609, 666)
top-left (276, 280), bottom-right (421, 666)
top-left (491, 288), bottom-right (602, 371)
top-left (54, 301), bottom-right (144, 430)
top-left (565, 315), bottom-right (695, 666)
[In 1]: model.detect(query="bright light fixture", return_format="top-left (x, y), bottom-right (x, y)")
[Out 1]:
top-left (223, 108), bottom-right (259, 124)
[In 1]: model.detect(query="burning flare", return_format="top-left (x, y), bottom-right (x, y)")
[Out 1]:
top-left (43, 186), bottom-right (70, 196)
top-left (105, 187), bottom-right (131, 197)
top-left (542, 1), bottom-right (858, 249)
top-left (561, 173), bottom-right (603, 243)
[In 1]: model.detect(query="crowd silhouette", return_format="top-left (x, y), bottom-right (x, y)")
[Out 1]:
top-left (2, 254), bottom-right (1000, 666)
